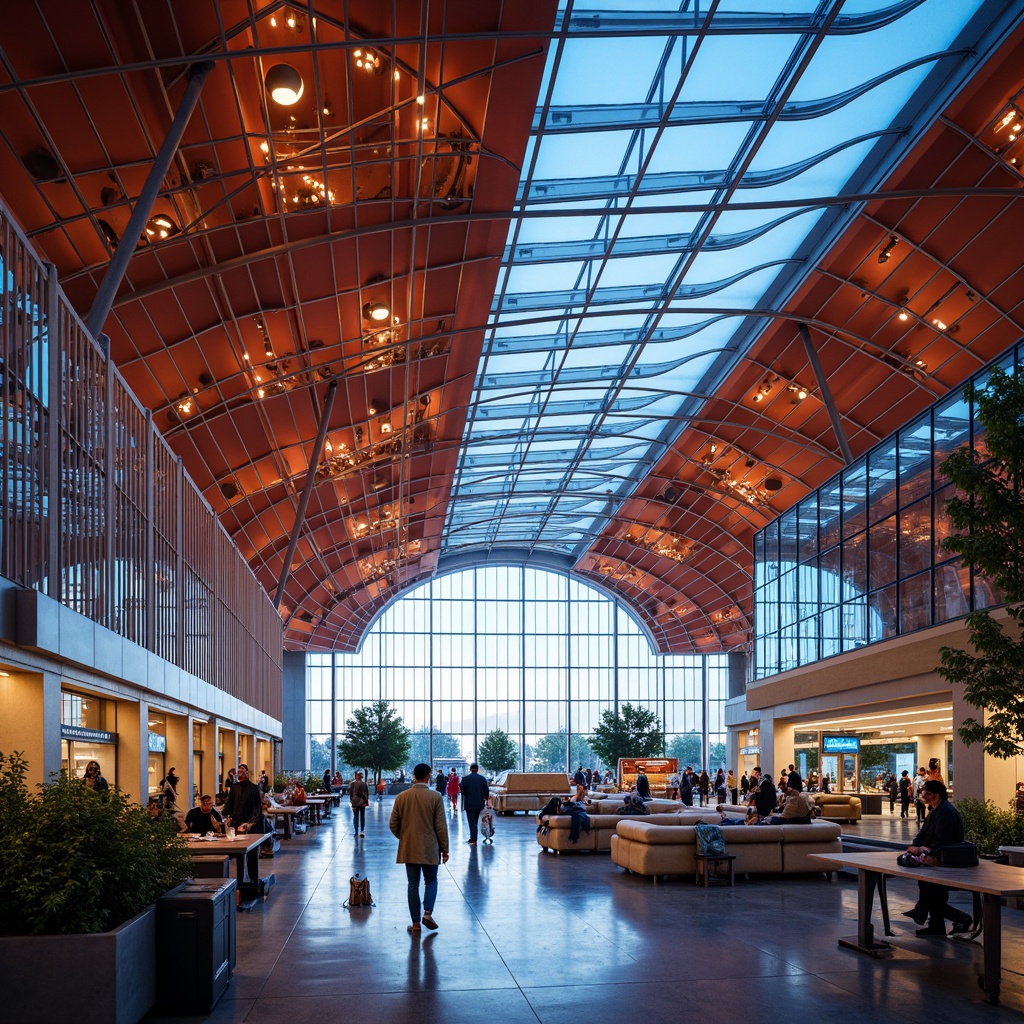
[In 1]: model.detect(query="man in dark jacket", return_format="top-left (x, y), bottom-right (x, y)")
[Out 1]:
top-left (222, 764), bottom-right (265, 883)
top-left (460, 763), bottom-right (490, 845)
top-left (901, 780), bottom-right (972, 935)
top-left (750, 768), bottom-right (777, 820)
top-left (679, 767), bottom-right (695, 806)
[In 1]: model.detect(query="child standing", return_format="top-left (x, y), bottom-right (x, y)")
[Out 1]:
top-left (375, 778), bottom-right (386, 802)
top-left (479, 796), bottom-right (496, 844)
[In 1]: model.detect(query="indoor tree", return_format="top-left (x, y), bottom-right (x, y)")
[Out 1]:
top-left (937, 364), bottom-right (1024, 758)
top-left (477, 729), bottom-right (519, 774)
top-left (589, 702), bottom-right (664, 767)
top-left (337, 700), bottom-right (411, 783)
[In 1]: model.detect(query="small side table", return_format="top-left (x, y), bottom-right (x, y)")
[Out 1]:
top-left (695, 853), bottom-right (736, 887)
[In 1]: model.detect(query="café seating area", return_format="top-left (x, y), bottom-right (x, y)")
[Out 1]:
top-left (158, 795), bottom-right (1024, 1024)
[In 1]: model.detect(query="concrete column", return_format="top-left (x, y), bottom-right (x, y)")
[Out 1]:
top-left (166, 712), bottom-right (190, 805)
top-left (119, 699), bottom-right (147, 804)
top-left (41, 670), bottom-right (63, 782)
top-left (192, 719), bottom-right (218, 800)
top-left (218, 724), bottom-right (237, 788)
top-left (951, 689), bottom-right (1023, 804)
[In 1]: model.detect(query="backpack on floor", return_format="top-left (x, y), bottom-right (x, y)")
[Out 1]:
top-left (345, 872), bottom-right (374, 908)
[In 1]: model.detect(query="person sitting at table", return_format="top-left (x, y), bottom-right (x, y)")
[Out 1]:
top-left (223, 764), bottom-right (263, 834)
top-left (81, 759), bottom-right (110, 793)
top-left (185, 794), bottom-right (224, 835)
top-left (291, 780), bottom-right (307, 806)
top-left (900, 780), bottom-right (973, 936)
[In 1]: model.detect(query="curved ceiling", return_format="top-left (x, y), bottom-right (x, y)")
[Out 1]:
top-left (1, 1), bottom-right (1022, 654)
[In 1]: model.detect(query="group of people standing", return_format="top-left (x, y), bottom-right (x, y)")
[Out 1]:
top-left (669, 766), bottom-right (737, 806)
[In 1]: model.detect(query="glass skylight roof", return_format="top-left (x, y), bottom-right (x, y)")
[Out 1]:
top-left (443, 0), bottom-right (992, 558)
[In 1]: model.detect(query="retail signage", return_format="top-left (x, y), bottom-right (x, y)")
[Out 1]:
top-left (61, 725), bottom-right (116, 744)
top-left (821, 734), bottom-right (860, 754)
top-left (148, 732), bottom-right (167, 752)
top-left (739, 746), bottom-right (761, 755)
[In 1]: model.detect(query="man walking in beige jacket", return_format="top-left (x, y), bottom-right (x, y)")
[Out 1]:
top-left (390, 762), bottom-right (450, 933)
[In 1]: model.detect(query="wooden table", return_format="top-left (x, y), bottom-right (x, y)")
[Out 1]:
top-left (265, 805), bottom-right (309, 839)
top-left (186, 833), bottom-right (273, 906)
top-left (809, 851), bottom-right (1024, 1004)
top-left (694, 853), bottom-right (735, 887)
top-left (302, 796), bottom-right (330, 824)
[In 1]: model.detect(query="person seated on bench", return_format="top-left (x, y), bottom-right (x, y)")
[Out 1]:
top-left (614, 791), bottom-right (649, 815)
top-left (558, 794), bottom-right (592, 844)
top-left (767, 783), bottom-right (814, 824)
top-left (536, 795), bottom-right (564, 832)
top-left (185, 794), bottom-right (225, 835)
top-left (901, 780), bottom-right (973, 937)
top-left (715, 804), bottom-right (750, 826)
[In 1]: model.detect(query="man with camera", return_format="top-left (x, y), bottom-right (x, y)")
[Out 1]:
top-left (900, 780), bottom-right (973, 936)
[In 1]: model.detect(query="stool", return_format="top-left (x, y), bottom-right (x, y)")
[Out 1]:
top-left (695, 853), bottom-right (736, 887)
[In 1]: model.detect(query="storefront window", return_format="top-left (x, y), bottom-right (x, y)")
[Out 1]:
top-left (147, 712), bottom-right (167, 796)
top-left (60, 691), bottom-right (116, 781)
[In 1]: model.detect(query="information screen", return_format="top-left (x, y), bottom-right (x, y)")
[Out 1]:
top-left (821, 734), bottom-right (860, 754)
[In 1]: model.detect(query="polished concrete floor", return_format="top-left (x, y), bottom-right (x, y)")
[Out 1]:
top-left (151, 798), bottom-right (1024, 1023)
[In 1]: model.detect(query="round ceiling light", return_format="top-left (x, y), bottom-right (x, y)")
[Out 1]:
top-left (362, 301), bottom-right (391, 322)
top-left (264, 64), bottom-right (304, 106)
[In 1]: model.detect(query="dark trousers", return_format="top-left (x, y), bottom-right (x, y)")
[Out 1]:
top-left (900, 794), bottom-right (911, 817)
top-left (918, 881), bottom-right (970, 926)
top-left (352, 805), bottom-right (365, 833)
top-left (405, 862), bottom-right (439, 922)
top-left (464, 806), bottom-right (481, 841)
top-left (568, 810), bottom-right (590, 842)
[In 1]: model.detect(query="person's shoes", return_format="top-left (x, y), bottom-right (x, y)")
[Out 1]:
top-left (916, 924), bottom-right (947, 937)
top-left (421, 913), bottom-right (438, 930)
top-left (407, 923), bottom-right (421, 933)
top-left (949, 918), bottom-right (973, 935)
top-left (359, 832), bottom-right (364, 837)
top-left (902, 907), bottom-right (927, 926)
top-left (468, 840), bottom-right (477, 845)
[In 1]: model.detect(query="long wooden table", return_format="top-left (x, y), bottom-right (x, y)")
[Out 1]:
top-left (186, 833), bottom-right (273, 907)
top-left (810, 851), bottom-right (1024, 1005)
top-left (265, 805), bottom-right (310, 839)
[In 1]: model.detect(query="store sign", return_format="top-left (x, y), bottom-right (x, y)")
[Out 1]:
top-left (739, 746), bottom-right (761, 755)
top-left (148, 732), bottom-right (167, 753)
top-left (61, 725), bottom-right (116, 744)
top-left (822, 734), bottom-right (860, 754)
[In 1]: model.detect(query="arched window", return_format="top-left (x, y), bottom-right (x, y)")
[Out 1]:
top-left (306, 566), bottom-right (730, 775)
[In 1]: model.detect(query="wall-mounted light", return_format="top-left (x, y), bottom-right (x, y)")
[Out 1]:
top-left (264, 64), bottom-right (304, 106)
top-left (786, 382), bottom-right (809, 401)
top-left (363, 300), bottom-right (391, 322)
top-left (877, 234), bottom-right (899, 264)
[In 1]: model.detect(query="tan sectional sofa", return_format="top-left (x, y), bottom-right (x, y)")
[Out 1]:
top-left (538, 809), bottom-right (722, 853)
top-left (490, 771), bottom-right (571, 814)
top-left (811, 792), bottom-right (862, 822)
top-left (610, 818), bottom-right (842, 880)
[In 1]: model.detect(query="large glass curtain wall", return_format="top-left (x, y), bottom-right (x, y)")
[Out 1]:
top-left (307, 566), bottom-right (728, 775)
top-left (753, 343), bottom-right (1021, 678)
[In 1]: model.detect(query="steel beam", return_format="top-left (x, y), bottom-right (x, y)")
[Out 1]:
top-left (799, 322), bottom-right (853, 465)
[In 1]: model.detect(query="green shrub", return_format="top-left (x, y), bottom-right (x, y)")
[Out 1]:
top-left (0, 751), bottom-right (193, 935)
top-left (954, 796), bottom-right (1024, 855)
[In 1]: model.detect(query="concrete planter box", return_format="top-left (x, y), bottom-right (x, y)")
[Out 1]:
top-left (0, 903), bottom-right (156, 1024)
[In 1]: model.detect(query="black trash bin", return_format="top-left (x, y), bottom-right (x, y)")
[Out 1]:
top-left (156, 878), bottom-right (237, 1014)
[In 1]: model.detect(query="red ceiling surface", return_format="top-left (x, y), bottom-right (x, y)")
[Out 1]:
top-left (0, 3), bottom-right (1022, 653)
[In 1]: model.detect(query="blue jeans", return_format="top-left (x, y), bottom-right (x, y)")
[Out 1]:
top-left (405, 863), bottom-right (438, 923)
top-left (352, 805), bottom-right (365, 833)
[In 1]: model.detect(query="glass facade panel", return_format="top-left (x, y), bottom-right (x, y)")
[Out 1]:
top-left (753, 345), bottom-right (1022, 678)
top-left (307, 566), bottom-right (727, 773)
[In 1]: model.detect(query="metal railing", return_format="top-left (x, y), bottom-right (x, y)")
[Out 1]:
top-left (0, 198), bottom-right (282, 718)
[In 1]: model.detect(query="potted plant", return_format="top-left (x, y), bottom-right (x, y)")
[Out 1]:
top-left (0, 751), bottom-right (193, 1024)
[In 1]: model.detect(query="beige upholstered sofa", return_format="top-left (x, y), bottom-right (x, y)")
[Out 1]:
top-left (811, 792), bottom-right (862, 822)
top-left (609, 818), bottom-right (842, 880)
top-left (490, 771), bottom-right (571, 813)
top-left (538, 808), bottom-right (722, 853)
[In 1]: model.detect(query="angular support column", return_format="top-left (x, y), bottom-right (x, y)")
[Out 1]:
top-left (798, 322), bottom-right (853, 465)
top-left (85, 61), bottom-right (215, 339)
